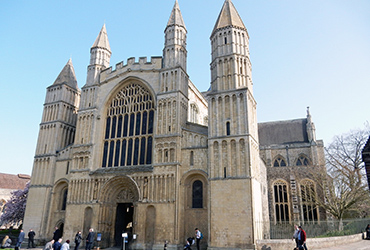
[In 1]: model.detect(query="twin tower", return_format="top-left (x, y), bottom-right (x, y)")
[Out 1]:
top-left (23, 1), bottom-right (269, 249)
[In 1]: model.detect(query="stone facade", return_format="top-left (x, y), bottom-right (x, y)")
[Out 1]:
top-left (23, 1), bottom-right (326, 250)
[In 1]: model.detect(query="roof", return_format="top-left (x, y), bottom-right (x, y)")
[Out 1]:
top-left (92, 24), bottom-right (111, 51)
top-left (212, 0), bottom-right (246, 36)
top-left (0, 173), bottom-right (30, 190)
top-left (52, 59), bottom-right (78, 89)
top-left (166, 0), bottom-right (186, 30)
top-left (258, 118), bottom-right (309, 146)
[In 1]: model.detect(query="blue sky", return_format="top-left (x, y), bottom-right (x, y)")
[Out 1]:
top-left (1, 0), bottom-right (369, 175)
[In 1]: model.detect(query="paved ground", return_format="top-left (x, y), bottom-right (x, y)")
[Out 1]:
top-left (311, 240), bottom-right (370, 250)
top-left (29, 240), bottom-right (370, 250)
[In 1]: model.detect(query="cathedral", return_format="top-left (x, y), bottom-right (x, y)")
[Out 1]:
top-left (23, 1), bottom-right (326, 249)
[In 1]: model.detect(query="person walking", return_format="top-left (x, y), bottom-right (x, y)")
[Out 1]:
top-left (53, 238), bottom-right (63, 250)
top-left (194, 228), bottom-right (202, 250)
top-left (292, 225), bottom-right (299, 248)
top-left (297, 226), bottom-right (308, 250)
top-left (85, 229), bottom-right (95, 250)
top-left (43, 240), bottom-right (54, 250)
top-left (365, 224), bottom-right (370, 240)
top-left (61, 240), bottom-right (70, 250)
top-left (28, 229), bottom-right (36, 248)
top-left (74, 231), bottom-right (82, 250)
top-left (53, 227), bottom-right (62, 242)
top-left (16, 229), bottom-right (25, 250)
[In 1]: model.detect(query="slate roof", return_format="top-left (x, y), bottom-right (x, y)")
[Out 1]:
top-left (258, 118), bottom-right (309, 146)
top-left (0, 173), bottom-right (30, 190)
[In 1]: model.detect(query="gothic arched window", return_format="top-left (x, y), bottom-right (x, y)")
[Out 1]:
top-left (273, 156), bottom-right (287, 167)
top-left (192, 180), bottom-right (203, 208)
top-left (102, 82), bottom-right (154, 167)
top-left (300, 180), bottom-right (318, 222)
top-left (296, 155), bottom-right (310, 166)
top-left (190, 103), bottom-right (199, 124)
top-left (273, 180), bottom-right (290, 223)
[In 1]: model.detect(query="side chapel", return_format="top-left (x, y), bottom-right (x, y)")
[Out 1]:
top-left (23, 1), bottom-right (326, 249)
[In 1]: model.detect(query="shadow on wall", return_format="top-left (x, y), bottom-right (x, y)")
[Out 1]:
top-left (261, 246), bottom-right (271, 250)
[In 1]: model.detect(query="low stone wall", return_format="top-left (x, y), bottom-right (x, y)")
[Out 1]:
top-left (256, 233), bottom-right (362, 250)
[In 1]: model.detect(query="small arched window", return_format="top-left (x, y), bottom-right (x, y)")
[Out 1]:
top-left (190, 151), bottom-right (194, 166)
top-left (226, 122), bottom-right (231, 136)
top-left (273, 156), bottom-right (287, 167)
top-left (61, 189), bottom-right (68, 211)
top-left (192, 180), bottom-right (203, 208)
top-left (296, 155), bottom-right (310, 166)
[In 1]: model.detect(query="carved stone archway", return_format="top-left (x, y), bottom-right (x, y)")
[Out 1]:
top-left (97, 176), bottom-right (139, 247)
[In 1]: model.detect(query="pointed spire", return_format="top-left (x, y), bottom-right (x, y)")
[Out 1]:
top-left (166, 0), bottom-right (186, 30)
top-left (53, 59), bottom-right (78, 89)
top-left (212, 0), bottom-right (246, 36)
top-left (92, 24), bottom-right (111, 52)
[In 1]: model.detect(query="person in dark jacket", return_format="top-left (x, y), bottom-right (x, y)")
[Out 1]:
top-left (53, 238), bottom-right (62, 250)
top-left (74, 231), bottom-right (82, 250)
top-left (85, 229), bottom-right (95, 250)
top-left (28, 229), bottom-right (36, 248)
top-left (16, 229), bottom-right (25, 250)
top-left (53, 227), bottom-right (62, 242)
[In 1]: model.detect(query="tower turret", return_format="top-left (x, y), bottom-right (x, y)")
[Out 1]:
top-left (163, 0), bottom-right (187, 71)
top-left (86, 24), bottom-right (111, 86)
top-left (207, 1), bottom-right (268, 249)
top-left (210, 0), bottom-right (252, 92)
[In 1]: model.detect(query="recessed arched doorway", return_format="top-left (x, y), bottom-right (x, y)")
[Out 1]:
top-left (98, 176), bottom-right (139, 248)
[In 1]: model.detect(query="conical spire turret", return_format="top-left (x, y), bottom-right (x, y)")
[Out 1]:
top-left (166, 0), bottom-right (186, 30)
top-left (163, 0), bottom-right (187, 71)
top-left (210, 0), bottom-right (252, 92)
top-left (53, 58), bottom-right (78, 89)
top-left (212, 0), bottom-right (246, 36)
top-left (92, 24), bottom-right (111, 52)
top-left (86, 24), bottom-right (112, 86)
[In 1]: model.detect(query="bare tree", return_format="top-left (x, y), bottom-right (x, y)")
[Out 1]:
top-left (311, 127), bottom-right (370, 230)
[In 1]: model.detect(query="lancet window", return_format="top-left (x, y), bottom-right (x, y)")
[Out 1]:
top-left (296, 155), bottom-right (310, 166)
top-left (273, 156), bottom-right (287, 167)
top-left (102, 82), bottom-right (154, 167)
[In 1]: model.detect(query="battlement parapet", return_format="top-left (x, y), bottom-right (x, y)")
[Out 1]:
top-left (100, 56), bottom-right (162, 83)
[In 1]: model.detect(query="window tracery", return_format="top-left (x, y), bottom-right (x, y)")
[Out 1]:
top-left (296, 155), bottom-right (310, 166)
top-left (300, 179), bottom-right (318, 222)
top-left (102, 82), bottom-right (154, 167)
top-left (273, 156), bottom-right (287, 167)
top-left (273, 180), bottom-right (290, 223)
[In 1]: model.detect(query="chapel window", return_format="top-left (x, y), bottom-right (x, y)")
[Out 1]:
top-left (296, 155), bottom-right (310, 166)
top-left (273, 156), bottom-right (287, 167)
top-left (190, 103), bottom-right (199, 124)
top-left (273, 180), bottom-right (290, 223)
top-left (102, 82), bottom-right (154, 167)
top-left (300, 180), bottom-right (318, 222)
top-left (192, 180), bottom-right (203, 208)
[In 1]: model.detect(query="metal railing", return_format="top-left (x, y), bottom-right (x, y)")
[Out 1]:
top-left (256, 218), bottom-right (370, 239)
